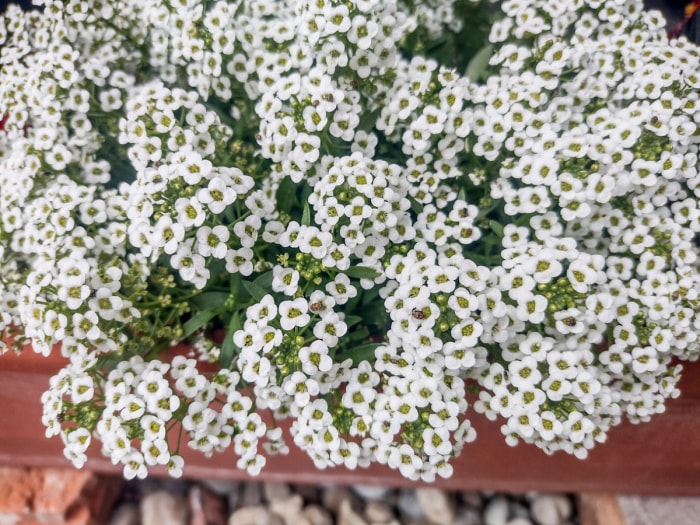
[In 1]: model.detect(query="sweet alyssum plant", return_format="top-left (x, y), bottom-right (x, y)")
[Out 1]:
top-left (1, 0), bottom-right (700, 481)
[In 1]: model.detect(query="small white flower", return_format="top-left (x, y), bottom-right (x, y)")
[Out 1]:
top-left (272, 266), bottom-right (300, 296)
top-left (278, 298), bottom-right (310, 331)
top-left (325, 273), bottom-right (357, 305)
top-left (195, 225), bottom-right (230, 259)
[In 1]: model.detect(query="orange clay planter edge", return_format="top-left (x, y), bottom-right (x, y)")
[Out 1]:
top-left (1, 340), bottom-right (700, 495)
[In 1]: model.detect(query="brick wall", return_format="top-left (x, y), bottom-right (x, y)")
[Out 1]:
top-left (0, 467), bottom-right (122, 525)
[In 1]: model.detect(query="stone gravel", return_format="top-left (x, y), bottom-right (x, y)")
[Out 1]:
top-left (108, 477), bottom-right (579, 525)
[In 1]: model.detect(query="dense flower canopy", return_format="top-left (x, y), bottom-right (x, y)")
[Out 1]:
top-left (1, 0), bottom-right (700, 481)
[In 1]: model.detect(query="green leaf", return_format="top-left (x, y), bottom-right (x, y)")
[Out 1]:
top-left (358, 107), bottom-right (381, 132)
top-left (242, 279), bottom-right (268, 301)
top-left (344, 342), bottom-right (382, 366)
top-left (345, 265), bottom-right (381, 280)
top-left (241, 271), bottom-right (273, 301)
top-left (359, 300), bottom-right (388, 327)
top-left (301, 201), bottom-right (311, 226)
top-left (189, 292), bottom-right (229, 311)
top-left (276, 176), bottom-right (296, 214)
top-left (347, 328), bottom-right (370, 342)
top-left (466, 44), bottom-right (493, 83)
top-left (208, 258), bottom-right (227, 280)
top-left (344, 315), bottom-right (363, 328)
top-left (408, 195), bottom-right (424, 214)
top-left (361, 286), bottom-right (380, 304)
top-left (300, 181), bottom-right (313, 205)
top-left (219, 312), bottom-right (242, 368)
top-left (229, 272), bottom-right (242, 295)
top-left (182, 306), bottom-right (225, 339)
top-left (344, 289), bottom-right (363, 311)
top-left (489, 220), bottom-right (505, 238)
top-left (253, 270), bottom-right (273, 289)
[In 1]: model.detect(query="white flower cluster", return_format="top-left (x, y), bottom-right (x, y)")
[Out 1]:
top-left (466, 0), bottom-right (700, 458)
top-left (1, 0), bottom-right (699, 481)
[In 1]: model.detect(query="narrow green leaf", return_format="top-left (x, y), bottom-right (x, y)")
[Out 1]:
top-left (344, 342), bottom-right (382, 365)
top-left (208, 259), bottom-right (226, 280)
top-left (241, 271), bottom-right (273, 301)
top-left (254, 270), bottom-right (273, 289)
top-left (190, 292), bottom-right (229, 310)
top-left (347, 328), bottom-right (370, 342)
top-left (466, 44), bottom-right (493, 82)
top-left (345, 265), bottom-right (381, 280)
top-left (300, 180), bottom-right (313, 205)
top-left (358, 108), bottom-right (381, 132)
top-left (489, 220), bottom-right (505, 238)
top-left (242, 279), bottom-right (268, 301)
top-left (219, 312), bottom-right (242, 368)
top-left (360, 286), bottom-right (380, 305)
top-left (344, 315), bottom-right (363, 328)
top-left (408, 195), bottom-right (424, 214)
top-left (359, 301), bottom-right (388, 327)
top-left (229, 272), bottom-right (242, 295)
top-left (276, 176), bottom-right (296, 214)
top-left (301, 201), bottom-right (311, 226)
top-left (182, 306), bottom-right (225, 338)
top-left (344, 289), bottom-right (363, 312)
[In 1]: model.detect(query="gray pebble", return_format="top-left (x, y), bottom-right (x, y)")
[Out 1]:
top-left (140, 490), bottom-right (188, 525)
top-left (461, 491), bottom-right (484, 509)
top-left (264, 482), bottom-right (293, 503)
top-left (364, 500), bottom-right (395, 523)
top-left (302, 504), bottom-right (334, 525)
top-left (506, 519), bottom-right (533, 525)
top-left (352, 485), bottom-right (392, 501)
top-left (322, 486), bottom-right (360, 515)
top-left (454, 507), bottom-right (482, 525)
top-left (530, 494), bottom-right (572, 525)
top-left (509, 501), bottom-right (530, 520)
top-left (415, 488), bottom-right (456, 525)
top-left (270, 494), bottom-right (305, 524)
top-left (228, 505), bottom-right (284, 525)
top-left (240, 482), bottom-right (263, 507)
top-left (201, 479), bottom-right (241, 497)
top-left (483, 496), bottom-right (510, 525)
top-left (338, 499), bottom-right (369, 525)
top-left (397, 490), bottom-right (426, 520)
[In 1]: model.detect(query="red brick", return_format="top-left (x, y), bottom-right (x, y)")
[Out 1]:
top-left (31, 469), bottom-right (93, 515)
top-left (0, 467), bottom-right (32, 514)
top-left (11, 512), bottom-right (88, 524)
top-left (0, 467), bottom-right (117, 525)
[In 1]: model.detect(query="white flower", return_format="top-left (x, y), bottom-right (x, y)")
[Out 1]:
top-left (142, 438), bottom-right (171, 466)
top-left (195, 225), bottom-right (230, 259)
top-left (508, 356), bottom-right (542, 390)
top-left (70, 374), bottom-right (94, 403)
top-left (387, 443), bottom-right (422, 479)
top-left (123, 451), bottom-right (148, 480)
top-left (152, 215), bottom-right (185, 255)
top-left (283, 371), bottom-right (319, 407)
top-left (197, 177), bottom-right (237, 214)
top-left (272, 266), bottom-right (300, 296)
top-left (312, 313), bottom-right (347, 347)
top-left (325, 273), bottom-right (357, 305)
top-left (174, 197), bottom-right (206, 228)
top-left (167, 455), bottom-right (185, 478)
top-left (278, 298), bottom-right (310, 331)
